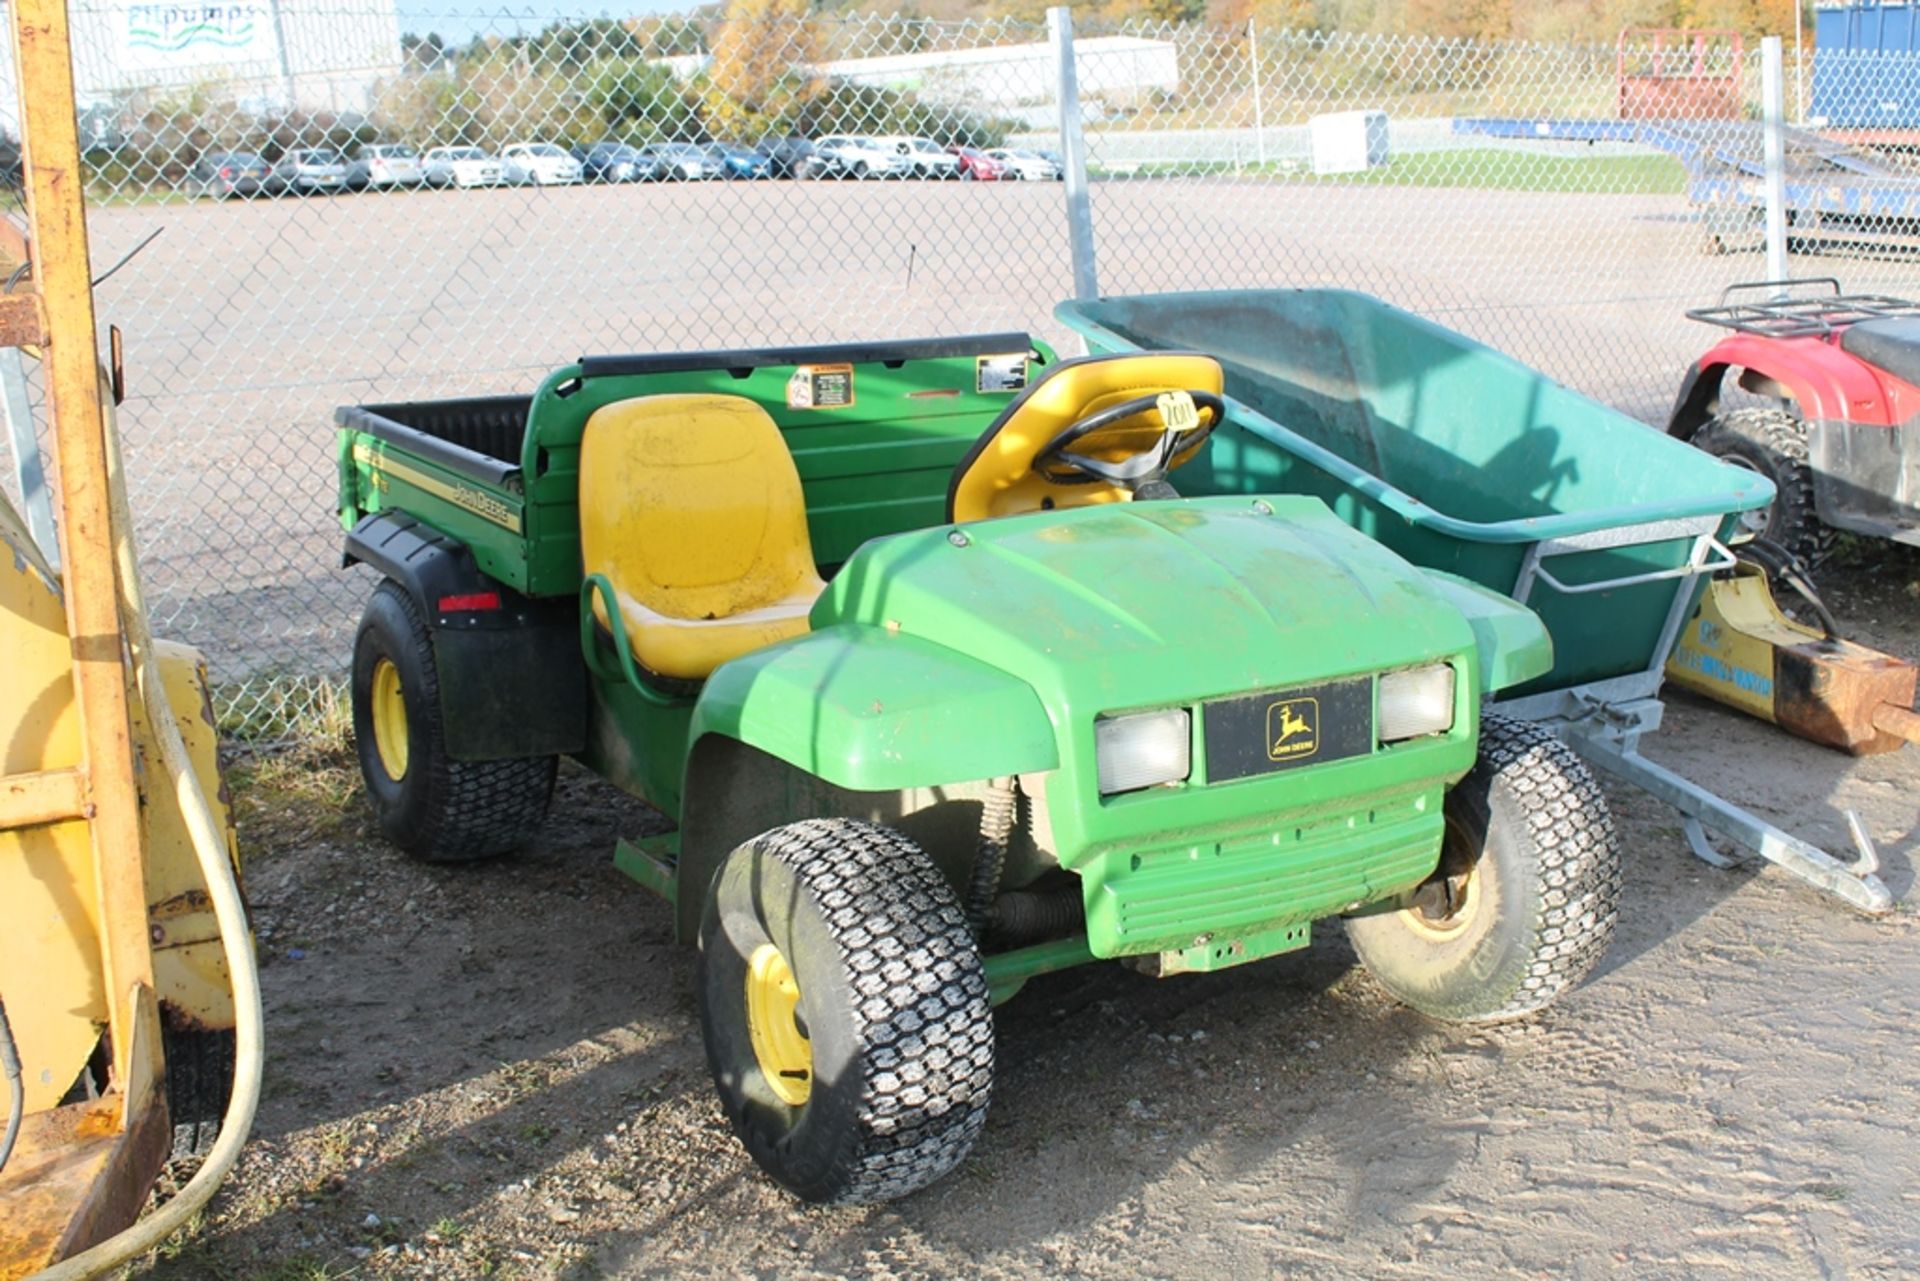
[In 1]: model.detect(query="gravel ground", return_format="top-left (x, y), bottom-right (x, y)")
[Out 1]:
top-left (123, 551), bottom-right (1920, 1281)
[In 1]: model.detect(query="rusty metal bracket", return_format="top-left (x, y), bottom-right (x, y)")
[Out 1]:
top-left (0, 294), bottom-right (44, 349)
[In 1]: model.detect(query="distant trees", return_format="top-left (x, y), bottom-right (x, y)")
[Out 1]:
top-left (366, 10), bottom-right (1010, 152)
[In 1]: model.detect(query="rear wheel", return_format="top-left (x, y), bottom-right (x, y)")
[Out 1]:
top-left (697, 819), bottom-right (994, 1204)
top-left (351, 580), bottom-right (555, 861)
top-left (1692, 406), bottom-right (1834, 569)
top-left (1347, 715), bottom-right (1621, 1023)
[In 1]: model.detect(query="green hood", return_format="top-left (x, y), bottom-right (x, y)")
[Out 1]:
top-left (820, 495), bottom-right (1483, 708)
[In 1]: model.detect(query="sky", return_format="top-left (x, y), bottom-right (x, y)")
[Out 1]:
top-left (395, 0), bottom-right (697, 45)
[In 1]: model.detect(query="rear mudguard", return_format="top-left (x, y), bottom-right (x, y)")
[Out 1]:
top-left (346, 511), bottom-right (585, 759)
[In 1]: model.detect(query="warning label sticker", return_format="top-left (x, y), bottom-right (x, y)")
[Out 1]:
top-left (786, 364), bottom-right (855, 409)
top-left (976, 353), bottom-right (1030, 394)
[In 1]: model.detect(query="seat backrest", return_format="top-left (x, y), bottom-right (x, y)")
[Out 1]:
top-left (946, 352), bottom-right (1224, 523)
top-left (579, 394), bottom-right (819, 622)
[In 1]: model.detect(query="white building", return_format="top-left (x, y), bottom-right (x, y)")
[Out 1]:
top-left (2, 0), bottom-right (402, 118)
top-left (814, 36), bottom-right (1181, 116)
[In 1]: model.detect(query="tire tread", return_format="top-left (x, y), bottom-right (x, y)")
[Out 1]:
top-left (1695, 406), bottom-right (1836, 569)
top-left (356, 580), bottom-right (554, 862)
top-left (1468, 714), bottom-right (1622, 1021)
top-left (726, 819), bottom-right (993, 1205)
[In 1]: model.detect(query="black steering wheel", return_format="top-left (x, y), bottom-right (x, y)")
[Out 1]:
top-left (1033, 389), bottom-right (1225, 494)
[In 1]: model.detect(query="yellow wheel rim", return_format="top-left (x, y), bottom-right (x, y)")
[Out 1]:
top-left (369, 658), bottom-right (410, 781)
top-left (1402, 812), bottom-right (1484, 942)
top-left (745, 943), bottom-right (812, 1107)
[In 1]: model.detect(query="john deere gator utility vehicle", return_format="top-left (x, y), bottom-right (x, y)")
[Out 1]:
top-left (336, 336), bottom-right (1621, 1204)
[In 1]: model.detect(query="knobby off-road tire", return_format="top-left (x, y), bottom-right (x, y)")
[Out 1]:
top-left (698, 819), bottom-right (995, 1205)
top-left (162, 1019), bottom-right (235, 1159)
top-left (1348, 714), bottom-right (1621, 1024)
top-left (351, 579), bottom-right (555, 862)
top-left (1693, 406), bottom-right (1836, 569)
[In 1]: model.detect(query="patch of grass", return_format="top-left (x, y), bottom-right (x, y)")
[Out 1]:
top-left (225, 731), bottom-right (362, 851)
top-left (218, 674), bottom-right (351, 745)
top-left (1119, 148), bottom-right (1686, 195)
top-left (1803, 1180), bottom-right (1850, 1201)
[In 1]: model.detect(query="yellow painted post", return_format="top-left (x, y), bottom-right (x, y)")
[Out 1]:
top-left (8, 0), bottom-right (154, 1095)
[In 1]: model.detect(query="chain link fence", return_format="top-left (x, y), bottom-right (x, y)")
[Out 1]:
top-left (2, 8), bottom-right (1918, 736)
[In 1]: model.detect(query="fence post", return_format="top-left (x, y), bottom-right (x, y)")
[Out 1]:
top-left (1249, 19), bottom-right (1266, 168)
top-left (1792, 0), bottom-right (1805, 123)
top-left (1762, 36), bottom-right (1788, 288)
top-left (1049, 6), bottom-right (1099, 301)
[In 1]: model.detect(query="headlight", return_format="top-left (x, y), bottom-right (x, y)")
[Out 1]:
top-left (1095, 709), bottom-right (1191, 796)
top-left (1378, 664), bottom-right (1456, 743)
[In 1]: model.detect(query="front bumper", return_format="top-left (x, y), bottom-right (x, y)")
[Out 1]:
top-left (1081, 779), bottom-right (1443, 967)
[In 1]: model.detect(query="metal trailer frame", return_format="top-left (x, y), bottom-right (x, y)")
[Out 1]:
top-left (1453, 116), bottom-right (1920, 250)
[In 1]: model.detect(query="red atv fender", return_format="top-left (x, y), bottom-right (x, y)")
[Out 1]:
top-left (1668, 331), bottom-right (1920, 550)
top-left (1667, 331), bottom-right (1920, 438)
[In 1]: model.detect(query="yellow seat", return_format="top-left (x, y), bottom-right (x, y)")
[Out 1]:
top-left (946, 352), bottom-right (1225, 523)
top-left (579, 394), bottom-right (825, 681)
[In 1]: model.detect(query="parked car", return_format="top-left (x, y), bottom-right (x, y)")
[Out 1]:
top-left (345, 143), bottom-right (426, 190)
top-left (423, 145), bottom-right (504, 189)
top-left (985, 148), bottom-right (1062, 181)
top-left (758, 137), bottom-right (819, 179)
top-left (501, 143), bottom-right (584, 186)
top-left (812, 135), bottom-right (910, 179)
top-left (267, 148), bottom-right (346, 195)
top-left (883, 135), bottom-right (960, 179)
top-left (639, 143), bottom-right (709, 181)
top-left (575, 142), bottom-right (656, 183)
top-left (188, 151), bottom-right (271, 199)
top-left (702, 142), bottom-right (771, 180)
top-left (945, 145), bottom-right (1005, 181)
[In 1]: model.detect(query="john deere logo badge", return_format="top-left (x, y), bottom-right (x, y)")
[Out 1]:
top-left (1266, 697), bottom-right (1318, 762)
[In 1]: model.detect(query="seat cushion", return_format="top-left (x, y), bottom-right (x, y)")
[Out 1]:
top-left (604, 581), bottom-right (819, 681)
top-left (1840, 318), bottom-right (1920, 389)
top-left (580, 393), bottom-right (825, 680)
top-left (946, 352), bottom-right (1224, 523)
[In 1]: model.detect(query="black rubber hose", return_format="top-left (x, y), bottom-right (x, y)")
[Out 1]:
top-left (967, 779), bottom-right (1018, 936)
top-left (991, 888), bottom-right (1085, 944)
top-left (0, 995), bottom-right (22, 1175)
top-left (1744, 537), bottom-right (1841, 639)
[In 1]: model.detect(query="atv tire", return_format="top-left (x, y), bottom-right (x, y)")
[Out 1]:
top-left (698, 818), bottom-right (994, 1204)
top-left (1347, 714), bottom-right (1621, 1024)
top-left (351, 579), bottom-right (555, 861)
top-left (1693, 406), bottom-right (1835, 569)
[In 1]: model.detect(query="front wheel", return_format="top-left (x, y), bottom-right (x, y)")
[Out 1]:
top-left (1692, 406), bottom-right (1834, 568)
top-left (1347, 714), bottom-right (1621, 1024)
top-left (351, 580), bottom-right (555, 861)
top-left (698, 819), bottom-right (995, 1204)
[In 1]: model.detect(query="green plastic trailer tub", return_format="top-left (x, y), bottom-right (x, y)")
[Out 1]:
top-left (1057, 289), bottom-right (1775, 704)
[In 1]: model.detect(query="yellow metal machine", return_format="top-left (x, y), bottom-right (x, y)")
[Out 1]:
top-left (0, 0), bottom-right (260, 1275)
top-left (1667, 562), bottom-right (1920, 755)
